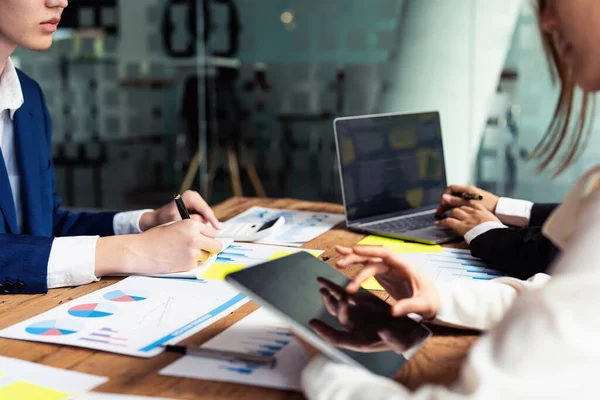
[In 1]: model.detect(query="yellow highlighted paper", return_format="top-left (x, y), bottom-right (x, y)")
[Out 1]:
top-left (361, 277), bottom-right (385, 291)
top-left (0, 381), bottom-right (69, 400)
top-left (200, 263), bottom-right (245, 280)
top-left (357, 235), bottom-right (442, 253)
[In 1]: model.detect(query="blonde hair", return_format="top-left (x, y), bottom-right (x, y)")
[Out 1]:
top-left (530, 0), bottom-right (594, 177)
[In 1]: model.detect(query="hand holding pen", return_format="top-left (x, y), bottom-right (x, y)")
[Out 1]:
top-left (174, 193), bottom-right (219, 262)
top-left (435, 185), bottom-right (500, 217)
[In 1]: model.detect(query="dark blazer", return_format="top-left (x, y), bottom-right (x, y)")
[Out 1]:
top-left (469, 203), bottom-right (560, 279)
top-left (0, 70), bottom-right (116, 294)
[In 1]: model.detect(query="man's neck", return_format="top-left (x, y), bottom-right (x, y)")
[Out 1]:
top-left (0, 37), bottom-right (17, 76)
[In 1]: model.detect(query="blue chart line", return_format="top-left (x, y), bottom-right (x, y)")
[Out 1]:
top-left (215, 326), bottom-right (294, 376)
top-left (138, 293), bottom-right (247, 352)
top-left (216, 245), bottom-right (266, 264)
top-left (221, 366), bottom-right (254, 374)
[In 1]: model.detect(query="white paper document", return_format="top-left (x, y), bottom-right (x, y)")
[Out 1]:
top-left (201, 242), bottom-right (323, 280)
top-left (404, 248), bottom-right (505, 282)
top-left (0, 355), bottom-right (107, 399)
top-left (223, 207), bottom-right (345, 246)
top-left (160, 308), bottom-right (310, 391)
top-left (0, 277), bottom-right (248, 357)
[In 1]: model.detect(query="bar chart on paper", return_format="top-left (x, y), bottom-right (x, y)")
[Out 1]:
top-left (405, 249), bottom-right (505, 282)
top-left (160, 308), bottom-right (309, 391)
top-left (0, 277), bottom-right (248, 357)
top-left (362, 248), bottom-right (505, 291)
top-left (199, 242), bottom-right (323, 281)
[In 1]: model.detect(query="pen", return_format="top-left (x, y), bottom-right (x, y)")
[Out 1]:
top-left (174, 193), bottom-right (191, 219)
top-left (452, 192), bottom-right (483, 201)
top-left (164, 344), bottom-right (277, 368)
top-left (173, 193), bottom-right (211, 262)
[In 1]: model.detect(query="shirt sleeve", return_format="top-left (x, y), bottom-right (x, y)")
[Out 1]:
top-left (113, 209), bottom-right (153, 235)
top-left (494, 197), bottom-right (534, 227)
top-left (47, 236), bottom-right (99, 288)
top-left (432, 273), bottom-right (551, 330)
top-left (463, 221), bottom-right (507, 245)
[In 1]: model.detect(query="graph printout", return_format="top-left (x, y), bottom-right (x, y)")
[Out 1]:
top-left (0, 277), bottom-right (248, 357)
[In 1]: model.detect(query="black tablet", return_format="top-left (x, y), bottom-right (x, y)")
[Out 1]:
top-left (225, 251), bottom-right (431, 377)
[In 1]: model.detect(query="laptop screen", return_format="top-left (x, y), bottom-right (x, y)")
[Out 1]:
top-left (335, 112), bottom-right (447, 224)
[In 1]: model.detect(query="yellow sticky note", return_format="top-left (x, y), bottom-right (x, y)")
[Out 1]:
top-left (0, 381), bottom-right (69, 400)
top-left (357, 235), bottom-right (442, 253)
top-left (269, 250), bottom-right (320, 261)
top-left (361, 277), bottom-right (384, 291)
top-left (200, 263), bottom-right (245, 280)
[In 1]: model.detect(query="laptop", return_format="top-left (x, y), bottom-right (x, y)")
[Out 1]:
top-left (333, 111), bottom-right (460, 244)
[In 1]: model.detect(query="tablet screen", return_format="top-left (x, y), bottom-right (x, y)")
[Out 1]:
top-left (226, 252), bottom-right (431, 377)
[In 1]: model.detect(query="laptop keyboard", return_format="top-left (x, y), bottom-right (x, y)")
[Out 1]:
top-left (364, 213), bottom-right (437, 233)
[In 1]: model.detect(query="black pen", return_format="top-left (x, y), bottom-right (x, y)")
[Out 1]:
top-left (452, 192), bottom-right (483, 201)
top-left (174, 193), bottom-right (191, 219)
top-left (164, 344), bottom-right (277, 368)
top-left (173, 193), bottom-right (212, 262)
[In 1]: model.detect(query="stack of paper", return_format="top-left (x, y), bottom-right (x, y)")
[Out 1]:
top-left (223, 207), bottom-right (345, 247)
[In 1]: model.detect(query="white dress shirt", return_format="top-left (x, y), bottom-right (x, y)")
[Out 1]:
top-left (463, 197), bottom-right (534, 244)
top-left (302, 167), bottom-right (600, 399)
top-left (0, 58), bottom-right (151, 289)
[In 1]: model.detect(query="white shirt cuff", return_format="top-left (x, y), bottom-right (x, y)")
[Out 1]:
top-left (464, 221), bottom-right (508, 244)
top-left (113, 209), bottom-right (153, 235)
top-left (495, 197), bottom-right (534, 227)
top-left (47, 236), bottom-right (99, 289)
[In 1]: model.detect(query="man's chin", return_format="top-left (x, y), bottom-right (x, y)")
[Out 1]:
top-left (22, 38), bottom-right (54, 52)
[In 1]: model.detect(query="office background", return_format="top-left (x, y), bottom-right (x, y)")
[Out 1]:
top-left (10, 0), bottom-right (595, 211)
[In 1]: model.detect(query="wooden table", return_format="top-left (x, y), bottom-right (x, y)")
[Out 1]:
top-left (0, 197), bottom-right (478, 399)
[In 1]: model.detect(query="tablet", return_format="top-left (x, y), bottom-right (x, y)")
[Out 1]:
top-left (225, 252), bottom-right (432, 377)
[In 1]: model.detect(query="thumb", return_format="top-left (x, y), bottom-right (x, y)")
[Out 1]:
top-left (377, 329), bottom-right (408, 355)
top-left (391, 297), bottom-right (434, 319)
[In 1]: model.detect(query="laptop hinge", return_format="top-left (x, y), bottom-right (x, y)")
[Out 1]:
top-left (355, 209), bottom-right (435, 227)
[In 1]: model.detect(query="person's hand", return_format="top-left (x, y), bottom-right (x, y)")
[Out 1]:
top-left (138, 190), bottom-right (221, 231)
top-left (335, 245), bottom-right (439, 320)
top-left (435, 202), bottom-right (501, 237)
top-left (95, 219), bottom-right (223, 276)
top-left (308, 278), bottom-right (416, 354)
top-left (435, 184), bottom-right (500, 216)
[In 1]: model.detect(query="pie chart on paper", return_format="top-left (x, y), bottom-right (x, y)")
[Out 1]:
top-left (103, 289), bottom-right (150, 303)
top-left (68, 303), bottom-right (118, 318)
top-left (25, 319), bottom-right (83, 336)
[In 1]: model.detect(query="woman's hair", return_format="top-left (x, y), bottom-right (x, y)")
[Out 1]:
top-left (530, 0), bottom-right (594, 177)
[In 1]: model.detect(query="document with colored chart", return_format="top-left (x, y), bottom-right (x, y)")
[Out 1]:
top-left (0, 355), bottom-right (106, 400)
top-left (356, 235), bottom-right (504, 291)
top-left (197, 242), bottom-right (323, 281)
top-left (160, 308), bottom-right (309, 391)
top-left (0, 277), bottom-right (249, 358)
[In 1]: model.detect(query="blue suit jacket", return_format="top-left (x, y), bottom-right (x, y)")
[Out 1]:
top-left (0, 70), bottom-right (117, 294)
